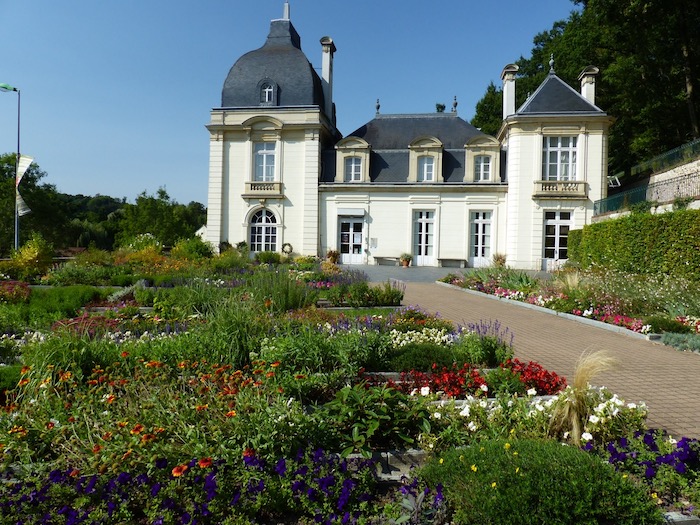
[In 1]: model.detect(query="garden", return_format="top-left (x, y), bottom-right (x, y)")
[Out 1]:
top-left (0, 235), bottom-right (698, 524)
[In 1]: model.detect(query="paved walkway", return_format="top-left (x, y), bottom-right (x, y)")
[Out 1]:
top-left (358, 265), bottom-right (700, 438)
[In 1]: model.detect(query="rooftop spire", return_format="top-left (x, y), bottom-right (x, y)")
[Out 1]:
top-left (283, 1), bottom-right (290, 20)
top-left (549, 53), bottom-right (555, 74)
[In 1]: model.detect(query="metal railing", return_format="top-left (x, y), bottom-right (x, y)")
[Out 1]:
top-left (631, 137), bottom-right (700, 177)
top-left (594, 171), bottom-right (700, 215)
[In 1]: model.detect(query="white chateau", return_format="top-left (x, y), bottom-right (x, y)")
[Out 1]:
top-left (204, 5), bottom-right (613, 270)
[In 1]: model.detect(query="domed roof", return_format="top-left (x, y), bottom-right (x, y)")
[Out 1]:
top-left (221, 18), bottom-right (325, 110)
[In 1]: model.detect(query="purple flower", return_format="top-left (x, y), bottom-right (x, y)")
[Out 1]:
top-left (155, 458), bottom-right (168, 469)
top-left (151, 483), bottom-right (162, 497)
top-left (274, 458), bottom-right (287, 477)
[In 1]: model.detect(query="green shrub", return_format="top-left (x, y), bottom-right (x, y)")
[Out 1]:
top-left (247, 269), bottom-right (318, 313)
top-left (255, 251), bottom-right (282, 265)
top-left (643, 315), bottom-right (693, 334)
top-left (320, 383), bottom-right (431, 457)
top-left (453, 321), bottom-right (514, 368)
top-left (0, 364), bottom-right (21, 404)
top-left (483, 367), bottom-right (526, 396)
top-left (389, 342), bottom-right (469, 372)
top-left (171, 236), bottom-right (214, 260)
top-left (11, 233), bottom-right (54, 282)
top-left (660, 332), bottom-right (700, 352)
top-left (419, 439), bottom-right (663, 525)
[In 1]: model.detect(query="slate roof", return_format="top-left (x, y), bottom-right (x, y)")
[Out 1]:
top-left (321, 113), bottom-right (489, 183)
top-left (347, 113), bottom-right (486, 149)
top-left (220, 18), bottom-right (326, 112)
top-left (516, 72), bottom-right (606, 115)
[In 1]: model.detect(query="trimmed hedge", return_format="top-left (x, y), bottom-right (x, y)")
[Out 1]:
top-left (568, 209), bottom-right (700, 280)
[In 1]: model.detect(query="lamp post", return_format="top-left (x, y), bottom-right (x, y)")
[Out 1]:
top-left (0, 83), bottom-right (20, 250)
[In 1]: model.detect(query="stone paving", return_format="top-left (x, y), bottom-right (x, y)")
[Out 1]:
top-left (357, 265), bottom-right (700, 439)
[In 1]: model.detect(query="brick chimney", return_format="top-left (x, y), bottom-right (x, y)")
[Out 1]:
top-left (501, 64), bottom-right (519, 119)
top-left (578, 66), bottom-right (599, 105)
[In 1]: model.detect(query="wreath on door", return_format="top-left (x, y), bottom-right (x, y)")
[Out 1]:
top-left (281, 243), bottom-right (293, 255)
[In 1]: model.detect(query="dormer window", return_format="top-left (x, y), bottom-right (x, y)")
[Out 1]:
top-left (474, 155), bottom-right (491, 181)
top-left (408, 137), bottom-right (443, 183)
top-left (258, 79), bottom-right (277, 106)
top-left (417, 156), bottom-right (435, 182)
top-left (335, 137), bottom-right (371, 183)
top-left (344, 157), bottom-right (362, 182)
top-left (261, 84), bottom-right (273, 103)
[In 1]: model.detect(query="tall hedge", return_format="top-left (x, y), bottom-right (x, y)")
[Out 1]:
top-left (568, 209), bottom-right (700, 280)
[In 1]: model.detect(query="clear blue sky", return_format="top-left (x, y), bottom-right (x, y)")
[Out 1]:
top-left (0, 0), bottom-right (579, 205)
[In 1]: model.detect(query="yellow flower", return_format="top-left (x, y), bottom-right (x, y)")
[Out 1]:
top-left (491, 482), bottom-right (497, 489)
top-left (471, 464), bottom-right (478, 472)
top-left (439, 458), bottom-right (444, 464)
top-left (515, 467), bottom-right (520, 474)
top-left (504, 443), bottom-right (511, 450)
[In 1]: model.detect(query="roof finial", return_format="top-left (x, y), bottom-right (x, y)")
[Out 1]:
top-left (283, 1), bottom-right (290, 20)
top-left (549, 53), bottom-right (555, 74)
top-left (375, 98), bottom-right (381, 115)
top-left (451, 95), bottom-right (458, 113)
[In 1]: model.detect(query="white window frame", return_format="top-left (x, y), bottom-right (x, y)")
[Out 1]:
top-left (254, 142), bottom-right (276, 182)
top-left (261, 83), bottom-right (274, 104)
top-left (250, 209), bottom-right (278, 252)
top-left (417, 156), bottom-right (435, 182)
top-left (542, 136), bottom-right (577, 181)
top-left (474, 155), bottom-right (491, 182)
top-left (344, 157), bottom-right (362, 182)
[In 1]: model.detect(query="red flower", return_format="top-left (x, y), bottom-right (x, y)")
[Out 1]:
top-left (172, 464), bottom-right (188, 477)
top-left (198, 457), bottom-right (213, 469)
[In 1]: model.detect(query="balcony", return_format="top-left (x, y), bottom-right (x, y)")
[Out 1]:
top-left (243, 181), bottom-right (284, 199)
top-left (533, 180), bottom-right (587, 199)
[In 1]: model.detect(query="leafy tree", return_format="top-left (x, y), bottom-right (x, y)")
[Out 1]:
top-left (0, 153), bottom-right (71, 256)
top-left (471, 82), bottom-right (504, 136)
top-left (116, 187), bottom-right (206, 247)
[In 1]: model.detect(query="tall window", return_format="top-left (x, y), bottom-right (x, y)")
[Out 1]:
top-left (254, 142), bottom-right (275, 182)
top-left (250, 209), bottom-right (277, 252)
top-left (344, 157), bottom-right (362, 182)
top-left (260, 83), bottom-right (274, 104)
top-left (474, 155), bottom-right (491, 181)
top-left (417, 156), bottom-right (434, 182)
top-left (542, 136), bottom-right (577, 181)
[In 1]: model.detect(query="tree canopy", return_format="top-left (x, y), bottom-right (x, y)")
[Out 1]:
top-left (471, 0), bottom-right (700, 175)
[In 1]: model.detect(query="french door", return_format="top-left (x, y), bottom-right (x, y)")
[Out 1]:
top-left (339, 219), bottom-right (364, 264)
top-left (469, 211), bottom-right (491, 268)
top-left (543, 211), bottom-right (571, 270)
top-left (412, 211), bottom-right (435, 266)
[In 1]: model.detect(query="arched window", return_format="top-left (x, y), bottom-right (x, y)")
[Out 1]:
top-left (250, 209), bottom-right (277, 252)
top-left (260, 83), bottom-right (274, 104)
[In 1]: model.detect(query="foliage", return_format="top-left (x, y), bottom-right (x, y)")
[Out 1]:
top-left (569, 209), bottom-right (700, 280)
top-left (0, 280), bottom-right (30, 304)
top-left (5, 232), bottom-right (55, 282)
top-left (660, 332), bottom-right (700, 353)
top-left (171, 236), bottom-right (214, 260)
top-left (116, 188), bottom-right (206, 248)
top-left (418, 439), bottom-right (663, 525)
top-left (643, 315), bottom-right (693, 334)
top-left (255, 251), bottom-right (282, 265)
top-left (320, 383), bottom-right (431, 457)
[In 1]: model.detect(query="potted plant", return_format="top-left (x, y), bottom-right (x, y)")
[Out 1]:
top-left (326, 249), bottom-right (340, 264)
top-left (399, 253), bottom-right (413, 267)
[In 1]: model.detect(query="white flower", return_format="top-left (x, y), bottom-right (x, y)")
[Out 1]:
top-left (479, 400), bottom-right (487, 408)
top-left (480, 384), bottom-right (489, 393)
top-left (420, 386), bottom-right (430, 396)
top-left (459, 405), bottom-right (470, 417)
top-left (581, 432), bottom-right (593, 442)
top-left (507, 400), bottom-right (514, 407)
top-left (627, 403), bottom-right (637, 409)
top-left (527, 388), bottom-right (537, 396)
top-left (467, 421), bottom-right (478, 432)
top-left (432, 412), bottom-right (442, 419)
top-left (563, 431), bottom-right (570, 439)
top-left (589, 415), bottom-right (600, 424)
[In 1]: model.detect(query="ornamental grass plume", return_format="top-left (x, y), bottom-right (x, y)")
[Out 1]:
top-left (549, 349), bottom-right (617, 444)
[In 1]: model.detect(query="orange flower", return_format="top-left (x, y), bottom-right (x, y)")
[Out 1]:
top-left (105, 394), bottom-right (116, 404)
top-left (69, 468), bottom-right (80, 477)
top-left (265, 371), bottom-right (275, 378)
top-left (8, 425), bottom-right (27, 437)
top-left (172, 464), bottom-right (188, 477)
top-left (17, 378), bottom-right (29, 387)
top-left (121, 351), bottom-right (129, 358)
top-left (225, 410), bottom-right (237, 418)
top-left (270, 361), bottom-right (281, 368)
top-left (121, 449), bottom-right (133, 460)
top-left (68, 416), bottom-right (76, 423)
top-left (130, 424), bottom-right (145, 435)
top-left (59, 371), bottom-right (72, 382)
top-left (195, 404), bottom-right (209, 412)
top-left (198, 457), bottom-right (213, 469)
top-left (243, 448), bottom-right (255, 458)
top-left (117, 421), bottom-right (128, 428)
top-left (153, 427), bottom-right (165, 434)
top-left (294, 374), bottom-right (307, 380)
top-left (101, 432), bottom-right (113, 441)
top-left (140, 433), bottom-right (157, 444)
top-left (92, 444), bottom-right (102, 454)
top-left (20, 365), bottom-right (31, 374)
